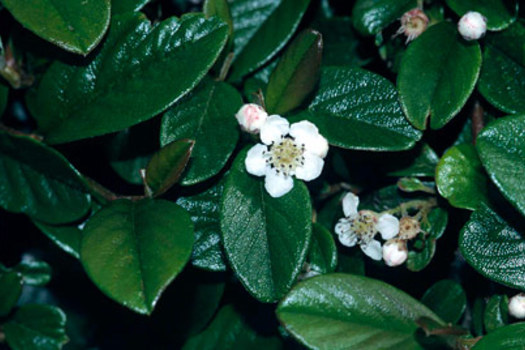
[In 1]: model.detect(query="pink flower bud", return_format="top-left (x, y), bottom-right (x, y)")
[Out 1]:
top-left (398, 8), bottom-right (429, 43)
top-left (235, 104), bottom-right (268, 133)
top-left (458, 11), bottom-right (487, 41)
top-left (509, 293), bottom-right (525, 319)
top-left (382, 239), bottom-right (408, 267)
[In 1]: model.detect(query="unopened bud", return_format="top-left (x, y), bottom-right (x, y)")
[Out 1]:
top-left (398, 216), bottom-right (421, 240)
top-left (509, 293), bottom-right (525, 319)
top-left (382, 239), bottom-right (408, 267)
top-left (458, 11), bottom-right (487, 41)
top-left (235, 103), bottom-right (268, 133)
top-left (398, 8), bottom-right (429, 43)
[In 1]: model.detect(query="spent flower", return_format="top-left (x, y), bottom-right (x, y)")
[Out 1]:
top-left (397, 8), bottom-right (429, 43)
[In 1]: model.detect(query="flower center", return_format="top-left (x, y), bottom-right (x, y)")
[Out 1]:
top-left (349, 210), bottom-right (378, 242)
top-left (265, 137), bottom-right (305, 177)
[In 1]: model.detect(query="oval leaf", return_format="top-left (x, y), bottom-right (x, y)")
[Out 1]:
top-left (33, 220), bottom-right (83, 259)
top-left (0, 269), bottom-right (22, 317)
top-left (397, 22), bottom-right (482, 130)
top-left (352, 0), bottom-right (417, 36)
top-left (204, 0), bottom-right (233, 37)
top-left (472, 323), bottom-right (525, 350)
top-left (445, 0), bottom-right (518, 31)
top-left (421, 280), bottom-right (467, 324)
top-left (220, 149), bottom-right (312, 302)
top-left (277, 273), bottom-right (445, 350)
top-left (28, 13), bottom-right (229, 144)
top-left (0, 131), bottom-right (91, 224)
top-left (13, 258), bottom-right (51, 286)
top-left (484, 295), bottom-right (509, 333)
top-left (81, 199), bottom-right (194, 314)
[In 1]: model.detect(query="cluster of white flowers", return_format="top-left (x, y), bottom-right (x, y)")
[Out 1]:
top-left (236, 103), bottom-right (329, 198)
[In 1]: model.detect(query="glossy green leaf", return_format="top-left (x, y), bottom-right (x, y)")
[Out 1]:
top-left (112, 0), bottom-right (150, 14)
top-left (436, 144), bottom-right (489, 210)
top-left (183, 305), bottom-right (283, 350)
top-left (28, 13), bottom-right (229, 144)
top-left (228, 0), bottom-right (311, 81)
top-left (421, 280), bottom-right (466, 324)
top-left (478, 21), bottom-right (525, 114)
top-left (445, 0), bottom-right (518, 31)
top-left (308, 223), bottom-right (337, 274)
top-left (388, 144), bottom-right (439, 177)
top-left (145, 139), bottom-right (194, 197)
top-left (472, 323), bottom-right (525, 350)
top-left (460, 204), bottom-right (525, 291)
top-left (0, 131), bottom-right (91, 224)
top-left (3, 304), bottom-right (68, 350)
top-left (277, 273), bottom-right (445, 350)
top-left (0, 82), bottom-right (8, 116)
top-left (397, 178), bottom-right (434, 193)
top-left (484, 295), bottom-right (509, 333)
top-left (0, 270), bottom-right (22, 317)
top-left (177, 182), bottom-right (227, 272)
top-left (13, 258), bottom-right (51, 286)
top-left (220, 149), bottom-right (312, 302)
top-left (352, 0), bottom-right (417, 36)
top-left (477, 115), bottom-right (525, 217)
top-left (265, 29), bottom-right (322, 115)
top-left (397, 22), bottom-right (482, 130)
top-left (160, 79), bottom-right (241, 185)
top-left (204, 0), bottom-right (233, 37)
top-left (293, 66), bottom-right (422, 151)
top-left (34, 219), bottom-right (83, 259)
top-left (81, 199), bottom-right (194, 314)
top-left (0, 0), bottom-right (110, 55)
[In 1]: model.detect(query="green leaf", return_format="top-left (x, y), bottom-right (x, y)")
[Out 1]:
top-left (478, 21), bottom-right (525, 114)
top-left (145, 139), bottom-right (194, 197)
top-left (0, 131), bottom-right (91, 224)
top-left (220, 149), bottom-right (312, 302)
top-left (112, 0), bottom-right (151, 14)
top-left (0, 0), bottom-right (110, 55)
top-left (436, 144), bottom-right (489, 210)
top-left (0, 82), bottom-right (8, 116)
top-left (308, 223), bottom-right (337, 274)
top-left (177, 182), bottom-right (227, 272)
top-left (397, 22), bottom-right (482, 130)
top-left (204, 0), bottom-right (233, 37)
top-left (277, 273), bottom-right (445, 350)
top-left (183, 305), bottom-right (283, 350)
top-left (13, 258), bottom-right (51, 286)
top-left (160, 79), bottom-right (241, 185)
top-left (445, 0), bottom-right (518, 31)
top-left (228, 0), bottom-right (311, 81)
top-left (292, 66), bottom-right (422, 151)
top-left (33, 220), bottom-right (83, 259)
top-left (265, 29), bottom-right (322, 115)
top-left (459, 204), bottom-right (525, 291)
top-left (352, 0), bottom-right (417, 36)
top-left (421, 280), bottom-right (467, 324)
top-left (484, 295), bottom-right (509, 333)
top-left (472, 323), bottom-right (525, 350)
top-left (397, 178), bottom-right (434, 193)
top-left (27, 13), bottom-right (229, 144)
top-left (80, 199), bottom-right (194, 314)
top-left (388, 144), bottom-right (439, 177)
top-left (477, 115), bottom-right (525, 217)
top-left (0, 270), bottom-right (22, 317)
top-left (3, 304), bottom-right (68, 350)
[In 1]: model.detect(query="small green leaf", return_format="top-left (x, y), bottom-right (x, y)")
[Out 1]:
top-left (421, 280), bottom-right (467, 324)
top-left (28, 13), bottom-right (229, 144)
top-left (146, 139), bottom-right (194, 197)
top-left (0, 131), bottom-right (91, 224)
top-left (388, 144), bottom-right (439, 177)
top-left (0, 269), bottom-right (22, 317)
top-left (177, 182), bottom-right (227, 272)
top-left (484, 295), bottom-right (509, 333)
top-left (445, 0), bottom-right (518, 31)
top-left (204, 0), bottom-right (233, 37)
top-left (293, 66), bottom-right (422, 151)
top-left (277, 273), bottom-right (445, 350)
top-left (460, 204), bottom-right (525, 291)
top-left (112, 0), bottom-right (151, 14)
top-left (13, 258), bottom-right (51, 286)
top-left (265, 29), bottom-right (322, 115)
top-left (397, 178), bottom-right (434, 193)
top-left (308, 223), bottom-right (337, 274)
top-left (472, 323), bottom-right (525, 350)
top-left (228, 0), bottom-right (311, 81)
top-left (160, 79), bottom-right (241, 185)
top-left (220, 149), bottom-right (312, 302)
top-left (397, 22), bottom-right (482, 130)
top-left (0, 0), bottom-right (110, 55)
top-left (81, 199), bottom-right (194, 314)
top-left (183, 305), bottom-right (283, 350)
top-left (4, 304), bottom-right (68, 350)
top-left (33, 220), bottom-right (84, 259)
top-left (477, 115), bottom-right (525, 217)
top-left (478, 20), bottom-right (525, 114)
top-left (352, 0), bottom-right (417, 36)
top-left (436, 144), bottom-right (489, 210)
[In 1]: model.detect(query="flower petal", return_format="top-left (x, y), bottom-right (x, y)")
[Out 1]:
top-left (376, 214), bottom-right (400, 240)
top-left (342, 192), bottom-right (359, 218)
top-left (264, 170), bottom-right (294, 198)
top-left (335, 218), bottom-right (350, 235)
top-left (361, 240), bottom-right (382, 260)
top-left (290, 120), bottom-right (329, 158)
top-left (295, 152), bottom-right (324, 181)
top-left (245, 144), bottom-right (268, 176)
top-left (260, 115), bottom-right (290, 145)
top-left (338, 230), bottom-right (358, 247)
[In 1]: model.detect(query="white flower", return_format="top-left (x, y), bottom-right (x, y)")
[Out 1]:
top-left (334, 193), bottom-right (400, 261)
top-left (383, 239), bottom-right (408, 267)
top-left (458, 11), bottom-right (487, 41)
top-left (245, 116), bottom-right (329, 198)
top-left (509, 294), bottom-right (525, 319)
top-left (235, 103), bottom-right (268, 133)
top-left (397, 8), bottom-right (429, 43)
